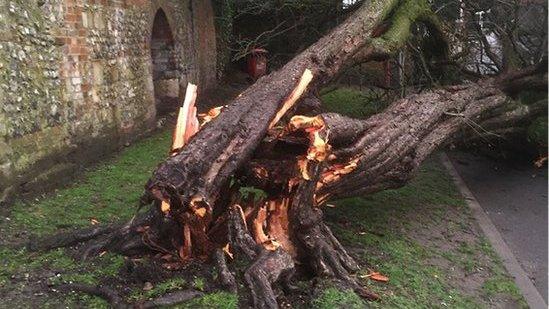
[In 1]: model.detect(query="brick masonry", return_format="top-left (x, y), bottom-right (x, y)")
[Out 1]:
top-left (0, 0), bottom-right (217, 204)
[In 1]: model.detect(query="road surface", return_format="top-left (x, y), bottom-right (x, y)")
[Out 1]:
top-left (448, 151), bottom-right (548, 303)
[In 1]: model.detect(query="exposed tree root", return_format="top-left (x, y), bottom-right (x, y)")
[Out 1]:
top-left (76, 209), bottom-right (163, 260)
top-left (225, 205), bottom-right (298, 308)
top-left (138, 289), bottom-right (204, 309)
top-left (58, 283), bottom-right (127, 308)
top-left (58, 283), bottom-right (203, 309)
top-left (245, 249), bottom-right (295, 309)
top-left (27, 224), bottom-right (121, 252)
top-left (213, 248), bottom-right (237, 293)
top-left (227, 206), bottom-right (260, 260)
top-left (289, 161), bottom-right (379, 301)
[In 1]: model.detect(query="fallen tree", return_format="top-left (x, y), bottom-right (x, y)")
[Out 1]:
top-left (35, 0), bottom-right (547, 308)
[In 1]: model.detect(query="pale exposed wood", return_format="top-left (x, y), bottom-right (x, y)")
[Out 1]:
top-left (179, 224), bottom-right (192, 259)
top-left (160, 201), bottom-right (171, 214)
top-left (269, 69), bottom-right (314, 129)
top-left (252, 206), bottom-right (270, 245)
top-left (306, 131), bottom-right (330, 162)
top-left (190, 196), bottom-right (210, 218)
top-left (172, 83), bottom-right (198, 152)
top-left (199, 106), bottom-right (224, 127)
top-left (185, 105), bottom-right (199, 143)
top-left (288, 115), bottom-right (325, 132)
top-left (266, 198), bottom-right (295, 256)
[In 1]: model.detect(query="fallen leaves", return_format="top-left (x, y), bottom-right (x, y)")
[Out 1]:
top-left (370, 272), bottom-right (389, 282)
top-left (360, 270), bottom-right (390, 283)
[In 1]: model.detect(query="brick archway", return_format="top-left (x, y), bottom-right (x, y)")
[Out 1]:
top-left (150, 8), bottom-right (180, 116)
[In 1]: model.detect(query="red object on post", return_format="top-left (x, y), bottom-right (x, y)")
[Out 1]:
top-left (247, 48), bottom-right (268, 80)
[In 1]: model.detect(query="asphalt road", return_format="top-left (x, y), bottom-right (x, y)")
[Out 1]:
top-left (448, 151), bottom-right (548, 303)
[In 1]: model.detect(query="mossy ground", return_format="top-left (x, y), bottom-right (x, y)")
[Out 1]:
top-left (0, 88), bottom-right (525, 308)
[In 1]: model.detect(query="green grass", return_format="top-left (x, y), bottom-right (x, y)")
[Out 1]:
top-left (129, 277), bottom-right (188, 301)
top-left (0, 126), bottom-right (236, 308)
top-left (174, 291), bottom-right (238, 309)
top-left (517, 90), bottom-right (547, 106)
top-left (312, 287), bottom-right (366, 309)
top-left (319, 159), bottom-right (526, 308)
top-left (6, 129), bottom-right (172, 236)
top-left (1, 128), bottom-right (172, 307)
top-left (321, 87), bottom-right (388, 118)
top-left (483, 276), bottom-right (523, 298)
top-left (0, 245), bottom-right (129, 307)
top-left (192, 277), bottom-right (206, 291)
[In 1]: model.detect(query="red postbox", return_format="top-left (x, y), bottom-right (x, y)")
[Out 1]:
top-left (247, 48), bottom-right (268, 80)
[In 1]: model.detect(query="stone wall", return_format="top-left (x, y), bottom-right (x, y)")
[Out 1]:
top-left (0, 0), bottom-right (217, 204)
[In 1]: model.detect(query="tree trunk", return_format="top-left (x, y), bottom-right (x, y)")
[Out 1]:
top-left (38, 1), bottom-right (546, 308)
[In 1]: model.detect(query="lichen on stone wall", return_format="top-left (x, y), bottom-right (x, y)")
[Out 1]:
top-left (0, 0), bottom-right (68, 201)
top-left (0, 0), bottom-right (65, 139)
top-left (66, 3), bottom-right (153, 139)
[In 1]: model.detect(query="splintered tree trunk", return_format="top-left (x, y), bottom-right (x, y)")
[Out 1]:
top-left (39, 1), bottom-right (546, 308)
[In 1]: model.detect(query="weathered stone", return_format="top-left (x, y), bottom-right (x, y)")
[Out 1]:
top-left (0, 0), bottom-right (217, 204)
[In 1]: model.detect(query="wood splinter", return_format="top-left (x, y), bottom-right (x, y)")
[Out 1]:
top-left (171, 83), bottom-right (199, 155)
top-left (269, 69), bottom-right (314, 129)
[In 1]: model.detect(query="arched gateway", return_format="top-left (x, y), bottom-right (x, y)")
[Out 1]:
top-left (150, 9), bottom-right (180, 116)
